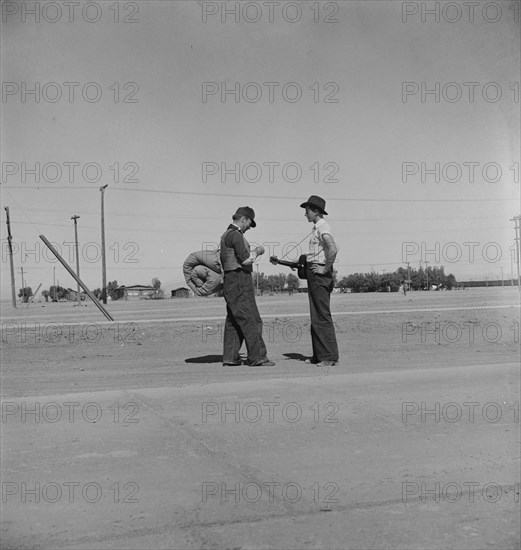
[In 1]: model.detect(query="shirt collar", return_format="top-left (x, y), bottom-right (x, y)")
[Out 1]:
top-left (230, 223), bottom-right (242, 233)
top-left (314, 218), bottom-right (326, 229)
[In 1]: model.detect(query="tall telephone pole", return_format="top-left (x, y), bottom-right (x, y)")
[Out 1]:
top-left (4, 207), bottom-right (16, 308)
top-left (18, 267), bottom-right (25, 303)
top-left (71, 215), bottom-right (81, 306)
top-left (100, 185), bottom-right (108, 304)
top-left (510, 215), bottom-right (521, 292)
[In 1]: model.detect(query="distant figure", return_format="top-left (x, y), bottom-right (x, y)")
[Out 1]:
top-left (402, 281), bottom-right (407, 296)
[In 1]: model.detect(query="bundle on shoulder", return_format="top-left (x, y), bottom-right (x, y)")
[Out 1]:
top-left (182, 249), bottom-right (223, 296)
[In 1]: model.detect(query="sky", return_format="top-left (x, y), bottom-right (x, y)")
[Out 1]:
top-left (1, 0), bottom-right (520, 298)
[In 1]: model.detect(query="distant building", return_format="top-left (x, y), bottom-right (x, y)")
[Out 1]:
top-left (118, 285), bottom-right (155, 300)
top-left (171, 287), bottom-right (190, 298)
top-left (65, 288), bottom-right (86, 301)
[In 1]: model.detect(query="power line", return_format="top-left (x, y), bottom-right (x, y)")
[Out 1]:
top-left (0, 219), bottom-right (511, 235)
top-left (2, 186), bottom-right (517, 202)
top-left (3, 207), bottom-right (508, 223)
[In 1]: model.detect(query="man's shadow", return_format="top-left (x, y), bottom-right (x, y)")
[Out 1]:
top-left (185, 353), bottom-right (309, 364)
top-left (185, 354), bottom-right (222, 364)
top-left (282, 353), bottom-right (308, 362)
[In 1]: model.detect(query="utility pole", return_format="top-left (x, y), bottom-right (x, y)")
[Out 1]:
top-left (71, 215), bottom-right (81, 306)
top-left (18, 267), bottom-right (25, 303)
top-left (53, 266), bottom-right (57, 301)
top-left (27, 283), bottom-right (42, 308)
top-left (424, 261), bottom-right (429, 290)
top-left (510, 247), bottom-right (515, 287)
top-left (500, 267), bottom-right (504, 287)
top-left (100, 185), bottom-right (108, 304)
top-left (4, 207), bottom-right (17, 308)
top-left (510, 215), bottom-right (521, 292)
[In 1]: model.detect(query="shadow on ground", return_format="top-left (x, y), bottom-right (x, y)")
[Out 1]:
top-left (282, 352), bottom-right (308, 362)
top-left (185, 354), bottom-right (223, 363)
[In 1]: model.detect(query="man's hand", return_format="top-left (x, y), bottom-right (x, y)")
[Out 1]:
top-left (242, 245), bottom-right (265, 266)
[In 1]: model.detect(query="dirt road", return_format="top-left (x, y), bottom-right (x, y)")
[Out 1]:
top-left (1, 289), bottom-right (519, 549)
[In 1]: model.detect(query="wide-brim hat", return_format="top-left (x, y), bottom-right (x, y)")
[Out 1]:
top-left (234, 206), bottom-right (256, 228)
top-left (300, 195), bottom-right (328, 215)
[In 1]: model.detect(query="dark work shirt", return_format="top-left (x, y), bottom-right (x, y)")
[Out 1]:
top-left (223, 224), bottom-right (252, 273)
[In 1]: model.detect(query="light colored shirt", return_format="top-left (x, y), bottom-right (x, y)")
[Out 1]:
top-left (306, 218), bottom-right (333, 264)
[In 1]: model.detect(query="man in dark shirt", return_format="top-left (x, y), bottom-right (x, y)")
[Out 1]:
top-left (220, 207), bottom-right (275, 367)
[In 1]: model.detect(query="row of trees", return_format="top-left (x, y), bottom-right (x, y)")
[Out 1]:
top-left (18, 287), bottom-right (34, 302)
top-left (253, 272), bottom-right (301, 295)
top-left (253, 266), bottom-right (458, 294)
top-left (254, 266), bottom-right (456, 294)
top-left (19, 285), bottom-right (85, 303)
top-left (337, 266), bottom-right (457, 293)
top-left (20, 277), bottom-right (163, 303)
top-left (17, 267), bottom-right (457, 303)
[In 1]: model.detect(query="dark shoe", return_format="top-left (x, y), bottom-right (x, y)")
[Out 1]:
top-left (222, 361), bottom-right (242, 366)
top-left (316, 361), bottom-right (338, 367)
top-left (249, 359), bottom-right (276, 367)
top-left (304, 358), bottom-right (319, 364)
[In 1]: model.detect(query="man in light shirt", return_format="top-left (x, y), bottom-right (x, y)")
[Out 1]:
top-left (300, 195), bottom-right (339, 367)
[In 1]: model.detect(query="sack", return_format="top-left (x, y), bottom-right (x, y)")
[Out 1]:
top-left (182, 250), bottom-right (223, 296)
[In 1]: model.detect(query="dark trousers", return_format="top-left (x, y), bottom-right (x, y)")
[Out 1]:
top-left (223, 270), bottom-right (267, 364)
top-left (306, 266), bottom-right (339, 362)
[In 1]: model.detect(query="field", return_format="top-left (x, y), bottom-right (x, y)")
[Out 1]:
top-left (1, 288), bottom-right (520, 549)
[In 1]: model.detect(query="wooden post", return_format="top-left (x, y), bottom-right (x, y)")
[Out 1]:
top-left (71, 215), bottom-right (81, 306)
top-left (39, 235), bottom-right (114, 321)
top-left (26, 283), bottom-right (42, 307)
top-left (100, 185), bottom-right (108, 304)
top-left (4, 207), bottom-right (17, 308)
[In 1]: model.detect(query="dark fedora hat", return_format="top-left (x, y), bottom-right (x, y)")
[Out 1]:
top-left (300, 195), bottom-right (328, 215)
top-left (234, 206), bottom-right (256, 228)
